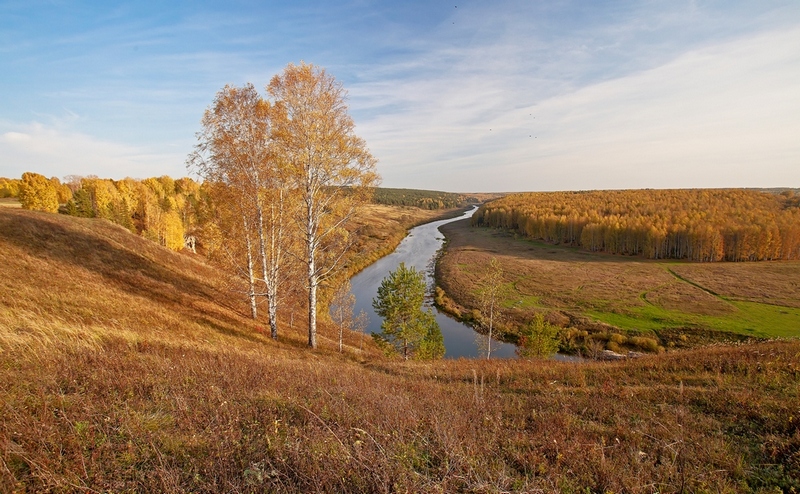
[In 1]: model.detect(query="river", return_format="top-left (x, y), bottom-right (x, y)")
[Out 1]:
top-left (349, 207), bottom-right (517, 359)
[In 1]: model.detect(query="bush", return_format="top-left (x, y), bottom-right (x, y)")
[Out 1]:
top-left (517, 313), bottom-right (559, 359)
top-left (609, 333), bottom-right (627, 345)
top-left (629, 336), bottom-right (660, 353)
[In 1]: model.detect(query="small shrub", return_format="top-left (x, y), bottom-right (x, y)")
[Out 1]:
top-left (517, 313), bottom-right (560, 359)
top-left (630, 336), bottom-right (660, 353)
top-left (609, 333), bottom-right (627, 345)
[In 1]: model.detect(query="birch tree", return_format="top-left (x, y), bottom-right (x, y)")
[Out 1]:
top-left (188, 84), bottom-right (288, 337)
top-left (330, 279), bottom-right (355, 353)
top-left (477, 257), bottom-right (508, 360)
top-left (268, 62), bottom-right (379, 349)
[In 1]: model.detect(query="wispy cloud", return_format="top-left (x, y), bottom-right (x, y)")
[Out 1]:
top-left (0, 121), bottom-right (186, 179)
top-left (351, 4), bottom-right (800, 191)
top-left (1, 1), bottom-right (799, 191)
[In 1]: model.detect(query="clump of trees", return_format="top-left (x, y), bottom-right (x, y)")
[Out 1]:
top-left (0, 177), bottom-right (22, 198)
top-left (62, 175), bottom-right (205, 252)
top-left (188, 62), bottom-right (379, 346)
top-left (474, 189), bottom-right (800, 261)
top-left (373, 263), bottom-right (445, 360)
top-left (11, 172), bottom-right (205, 252)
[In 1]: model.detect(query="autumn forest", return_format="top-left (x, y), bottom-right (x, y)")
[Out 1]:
top-left (473, 188), bottom-right (800, 262)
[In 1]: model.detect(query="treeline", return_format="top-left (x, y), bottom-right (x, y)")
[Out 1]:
top-left (372, 187), bottom-right (479, 209)
top-left (5, 172), bottom-right (208, 252)
top-left (5, 172), bottom-right (481, 253)
top-left (473, 189), bottom-right (800, 261)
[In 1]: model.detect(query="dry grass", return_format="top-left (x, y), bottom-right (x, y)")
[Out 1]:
top-left (1, 208), bottom-right (799, 492)
top-left (670, 262), bottom-right (800, 309)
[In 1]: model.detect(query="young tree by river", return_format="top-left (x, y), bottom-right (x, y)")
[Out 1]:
top-left (477, 257), bottom-right (508, 359)
top-left (517, 313), bottom-right (560, 359)
top-left (373, 263), bottom-right (445, 360)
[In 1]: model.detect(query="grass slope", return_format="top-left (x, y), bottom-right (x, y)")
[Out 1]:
top-left (1, 209), bottom-right (799, 492)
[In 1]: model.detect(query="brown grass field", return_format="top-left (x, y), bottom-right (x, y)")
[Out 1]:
top-left (1, 208), bottom-right (799, 492)
top-left (437, 219), bottom-right (800, 350)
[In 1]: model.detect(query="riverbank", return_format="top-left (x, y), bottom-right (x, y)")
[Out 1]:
top-left (435, 218), bottom-right (800, 354)
top-left (345, 204), bottom-right (468, 279)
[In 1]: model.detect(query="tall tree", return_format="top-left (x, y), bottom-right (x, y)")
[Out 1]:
top-left (189, 84), bottom-right (288, 336)
top-left (373, 263), bottom-right (444, 360)
top-left (268, 62), bottom-right (379, 349)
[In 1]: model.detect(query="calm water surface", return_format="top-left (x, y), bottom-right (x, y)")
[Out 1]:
top-left (349, 207), bottom-right (517, 359)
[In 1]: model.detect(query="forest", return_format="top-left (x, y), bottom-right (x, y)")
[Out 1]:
top-left (473, 188), bottom-right (800, 261)
top-left (371, 187), bottom-right (478, 209)
top-left (3, 173), bottom-right (207, 252)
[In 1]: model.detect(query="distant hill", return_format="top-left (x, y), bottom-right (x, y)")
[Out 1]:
top-left (371, 187), bottom-right (502, 209)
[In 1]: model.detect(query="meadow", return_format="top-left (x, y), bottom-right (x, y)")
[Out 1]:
top-left (437, 218), bottom-right (800, 352)
top-left (1, 207), bottom-right (798, 492)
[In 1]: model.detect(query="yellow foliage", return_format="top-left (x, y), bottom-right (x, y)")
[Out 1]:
top-left (475, 189), bottom-right (800, 261)
top-left (19, 172), bottom-right (58, 213)
top-left (0, 178), bottom-right (21, 198)
top-left (162, 210), bottom-right (185, 251)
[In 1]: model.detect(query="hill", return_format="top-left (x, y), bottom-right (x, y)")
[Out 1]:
top-left (371, 187), bottom-right (502, 209)
top-left (1, 208), bottom-right (799, 492)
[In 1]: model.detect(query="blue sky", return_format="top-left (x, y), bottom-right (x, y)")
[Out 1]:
top-left (1, 0), bottom-right (799, 192)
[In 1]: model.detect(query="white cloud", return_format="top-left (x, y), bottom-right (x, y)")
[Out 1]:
top-left (0, 121), bottom-right (186, 180)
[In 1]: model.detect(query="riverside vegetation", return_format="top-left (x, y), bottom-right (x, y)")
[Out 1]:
top-left (1, 206), bottom-right (799, 492)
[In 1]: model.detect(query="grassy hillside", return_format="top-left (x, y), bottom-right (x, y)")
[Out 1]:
top-left (0, 198), bottom-right (21, 208)
top-left (1, 208), bottom-right (799, 492)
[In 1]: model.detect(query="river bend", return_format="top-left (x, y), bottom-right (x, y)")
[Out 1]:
top-left (349, 207), bottom-right (517, 359)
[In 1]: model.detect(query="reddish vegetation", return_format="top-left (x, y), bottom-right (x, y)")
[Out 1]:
top-left (1, 208), bottom-right (799, 492)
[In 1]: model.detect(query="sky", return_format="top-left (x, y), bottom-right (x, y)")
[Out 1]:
top-left (1, 0), bottom-right (799, 192)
